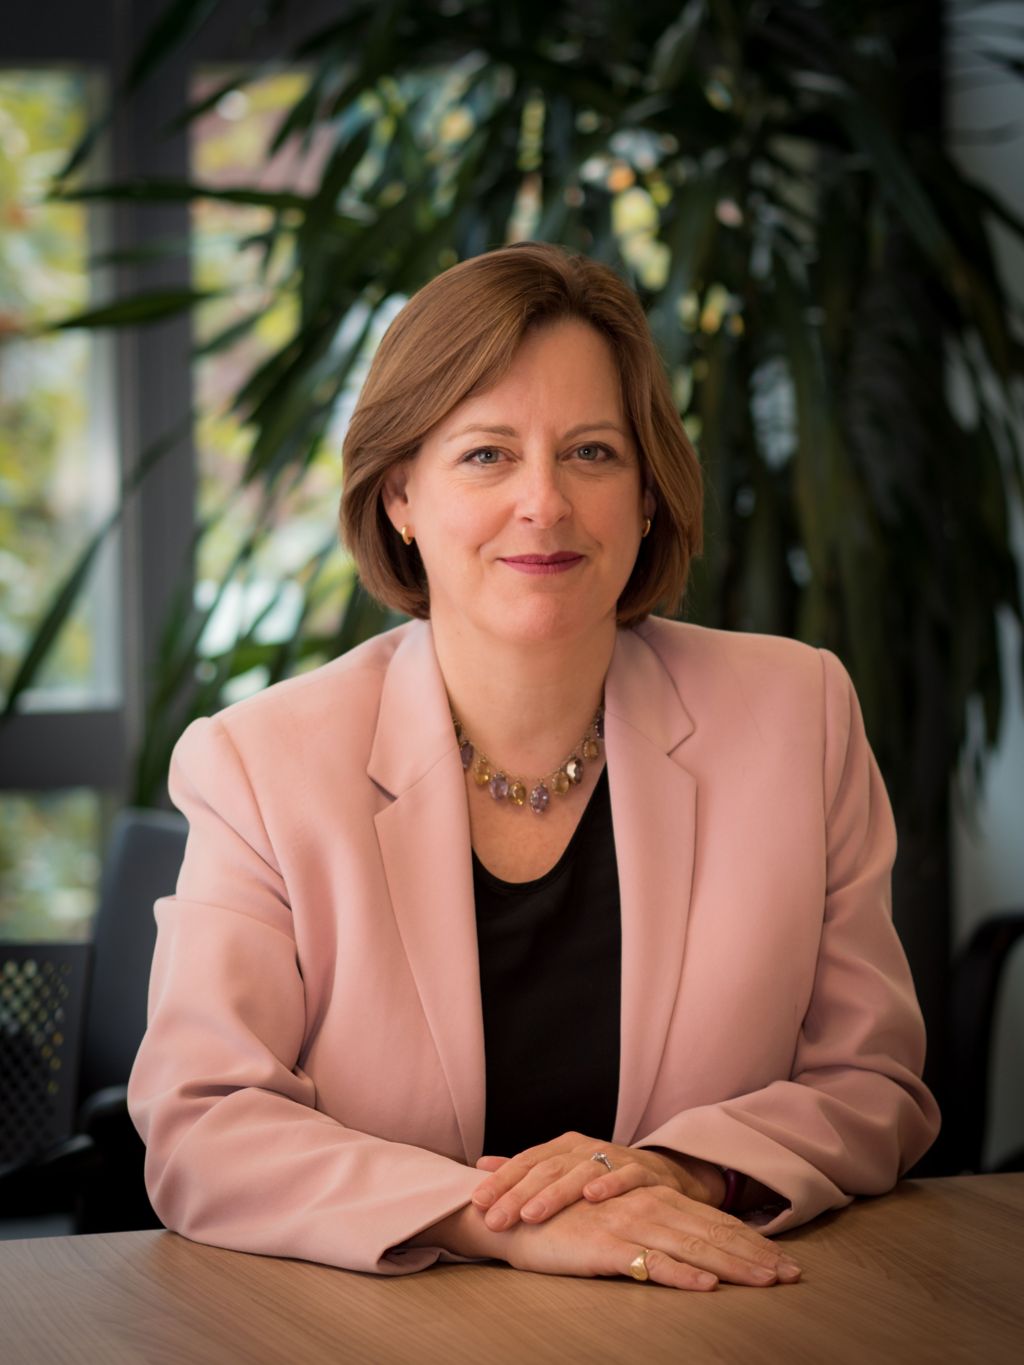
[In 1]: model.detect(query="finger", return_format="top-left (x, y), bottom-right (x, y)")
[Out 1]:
top-left (471, 1156), bottom-right (536, 1208)
top-left (622, 1244), bottom-right (718, 1292)
top-left (510, 1155), bottom-right (661, 1228)
top-left (472, 1151), bottom-right (553, 1210)
top-left (519, 1160), bottom-right (628, 1223)
top-left (640, 1189), bottom-right (802, 1275)
top-left (697, 1210), bottom-right (802, 1278)
top-left (650, 1217), bottom-right (800, 1287)
top-left (474, 1156), bottom-right (508, 1173)
top-left (582, 1161), bottom-right (661, 1204)
top-left (482, 1154), bottom-right (580, 1229)
top-left (611, 1190), bottom-right (802, 1281)
top-left (471, 1137), bottom-right (574, 1210)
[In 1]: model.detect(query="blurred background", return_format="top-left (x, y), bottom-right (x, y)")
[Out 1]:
top-left (1, 0), bottom-right (1022, 1235)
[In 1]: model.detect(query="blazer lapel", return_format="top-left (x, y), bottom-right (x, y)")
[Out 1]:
top-left (604, 626), bottom-right (698, 1145)
top-left (368, 622), bottom-right (485, 1164)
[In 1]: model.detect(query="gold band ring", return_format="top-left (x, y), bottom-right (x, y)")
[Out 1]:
top-left (628, 1249), bottom-right (652, 1282)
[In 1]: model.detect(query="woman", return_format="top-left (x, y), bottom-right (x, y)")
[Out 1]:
top-left (127, 242), bottom-right (940, 1292)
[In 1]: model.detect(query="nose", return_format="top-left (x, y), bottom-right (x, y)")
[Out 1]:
top-left (515, 455), bottom-right (572, 528)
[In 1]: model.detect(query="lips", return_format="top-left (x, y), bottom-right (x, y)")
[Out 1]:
top-left (498, 551), bottom-right (585, 576)
top-left (501, 553), bottom-right (582, 564)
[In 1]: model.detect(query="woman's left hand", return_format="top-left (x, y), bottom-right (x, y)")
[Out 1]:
top-left (471, 1132), bottom-right (725, 1231)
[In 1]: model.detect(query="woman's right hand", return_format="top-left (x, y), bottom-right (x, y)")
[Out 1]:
top-left (502, 1184), bottom-right (802, 1290)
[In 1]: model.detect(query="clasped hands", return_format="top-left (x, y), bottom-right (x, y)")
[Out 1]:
top-left (468, 1131), bottom-right (801, 1291)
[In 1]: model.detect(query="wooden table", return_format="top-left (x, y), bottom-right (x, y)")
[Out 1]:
top-left (1, 1175), bottom-right (1022, 1364)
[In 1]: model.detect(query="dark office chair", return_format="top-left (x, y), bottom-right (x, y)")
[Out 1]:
top-left (945, 910), bottom-right (1024, 1176)
top-left (0, 943), bottom-right (93, 1177)
top-left (0, 807), bottom-right (188, 1234)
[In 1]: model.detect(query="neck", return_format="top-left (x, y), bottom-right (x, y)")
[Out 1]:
top-left (430, 613), bottom-right (616, 778)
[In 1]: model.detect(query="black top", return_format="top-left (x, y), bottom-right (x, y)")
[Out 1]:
top-left (473, 766), bottom-right (621, 1157)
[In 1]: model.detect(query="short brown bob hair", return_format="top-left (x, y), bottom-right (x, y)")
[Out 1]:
top-left (340, 242), bottom-right (703, 626)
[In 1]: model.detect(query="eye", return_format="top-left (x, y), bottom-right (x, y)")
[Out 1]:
top-left (574, 443), bottom-right (613, 462)
top-left (464, 447), bottom-right (503, 465)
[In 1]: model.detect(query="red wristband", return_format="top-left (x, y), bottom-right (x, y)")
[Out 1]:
top-left (717, 1166), bottom-right (746, 1213)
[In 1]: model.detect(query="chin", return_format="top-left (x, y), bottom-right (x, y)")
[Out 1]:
top-left (483, 595), bottom-right (614, 648)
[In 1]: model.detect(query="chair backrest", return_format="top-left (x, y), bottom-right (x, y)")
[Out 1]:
top-left (0, 942), bottom-right (92, 1173)
top-left (77, 808), bottom-right (188, 1101)
top-left (947, 910), bottom-right (1024, 1175)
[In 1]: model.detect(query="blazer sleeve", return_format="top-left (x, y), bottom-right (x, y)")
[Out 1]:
top-left (127, 716), bottom-right (483, 1275)
top-left (633, 647), bottom-right (942, 1233)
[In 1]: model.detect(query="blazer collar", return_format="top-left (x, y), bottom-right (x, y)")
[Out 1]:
top-left (367, 621), bottom-right (456, 798)
top-left (367, 619), bottom-right (696, 794)
top-left (367, 619), bottom-right (699, 1159)
top-left (604, 618), bottom-right (695, 755)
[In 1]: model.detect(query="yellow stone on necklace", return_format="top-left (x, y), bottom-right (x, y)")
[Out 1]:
top-left (472, 757), bottom-right (492, 786)
top-left (582, 738), bottom-right (600, 760)
top-left (509, 781), bottom-right (527, 806)
top-left (552, 770), bottom-right (571, 795)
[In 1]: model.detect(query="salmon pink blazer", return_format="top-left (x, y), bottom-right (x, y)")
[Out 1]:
top-left (127, 616), bottom-right (940, 1274)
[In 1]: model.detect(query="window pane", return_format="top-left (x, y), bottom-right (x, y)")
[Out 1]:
top-left (189, 71), bottom-right (362, 700)
top-left (0, 70), bottom-right (119, 711)
top-left (0, 790), bottom-right (104, 942)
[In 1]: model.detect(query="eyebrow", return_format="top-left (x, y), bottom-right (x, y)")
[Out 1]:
top-left (445, 421), bottom-right (628, 442)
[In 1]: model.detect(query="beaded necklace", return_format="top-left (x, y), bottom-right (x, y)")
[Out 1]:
top-left (452, 706), bottom-right (604, 815)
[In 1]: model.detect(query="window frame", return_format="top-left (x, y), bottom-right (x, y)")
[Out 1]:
top-left (1, 0), bottom-right (344, 810)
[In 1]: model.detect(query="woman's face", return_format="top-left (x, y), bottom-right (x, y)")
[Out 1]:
top-left (383, 317), bottom-right (655, 650)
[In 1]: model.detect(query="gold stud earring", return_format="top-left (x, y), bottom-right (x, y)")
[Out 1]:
top-left (401, 525), bottom-right (414, 546)
top-left (641, 517), bottom-right (652, 538)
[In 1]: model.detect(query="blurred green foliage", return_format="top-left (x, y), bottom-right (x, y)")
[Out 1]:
top-left (0, 789), bottom-right (102, 940)
top-left (5, 0), bottom-right (1024, 840)
top-left (0, 72), bottom-right (101, 702)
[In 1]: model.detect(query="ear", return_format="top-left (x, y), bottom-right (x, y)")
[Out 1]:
top-left (381, 463), bottom-right (411, 533)
top-left (642, 485), bottom-right (657, 520)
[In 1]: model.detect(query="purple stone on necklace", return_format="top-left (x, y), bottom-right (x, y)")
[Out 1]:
top-left (529, 783), bottom-right (550, 814)
top-left (459, 740), bottom-right (474, 769)
top-left (488, 772), bottom-right (509, 801)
